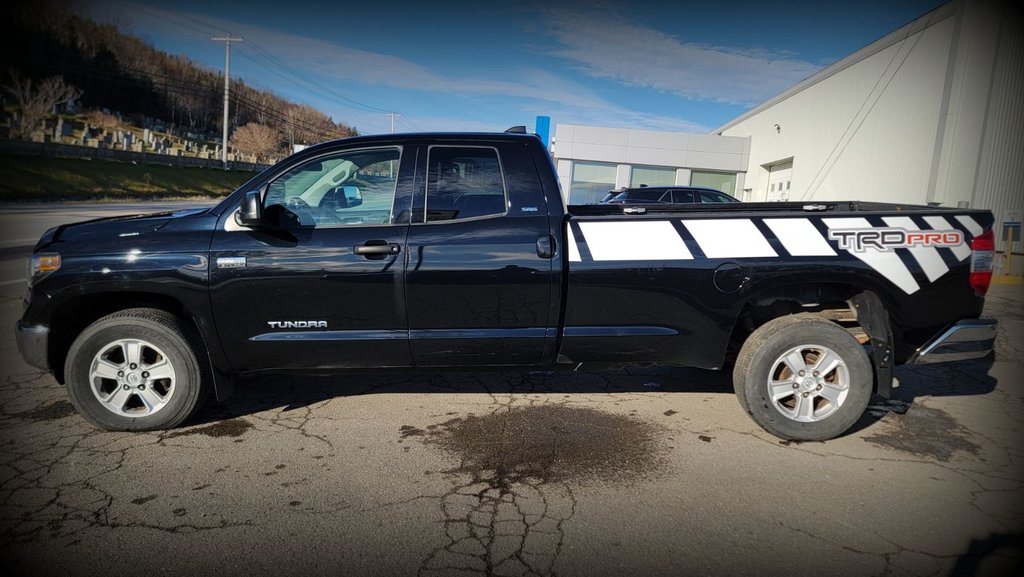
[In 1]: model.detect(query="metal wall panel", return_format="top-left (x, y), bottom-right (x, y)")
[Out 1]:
top-left (722, 14), bottom-right (954, 204)
top-left (720, 0), bottom-right (1021, 263)
top-left (972, 1), bottom-right (1024, 256)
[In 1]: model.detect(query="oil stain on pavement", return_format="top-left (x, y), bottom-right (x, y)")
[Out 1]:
top-left (864, 404), bottom-right (980, 462)
top-left (406, 404), bottom-right (669, 577)
top-left (18, 400), bottom-right (76, 422)
top-left (163, 418), bottom-right (255, 439)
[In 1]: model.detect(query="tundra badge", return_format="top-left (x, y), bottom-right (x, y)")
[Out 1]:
top-left (216, 257), bottom-right (247, 269)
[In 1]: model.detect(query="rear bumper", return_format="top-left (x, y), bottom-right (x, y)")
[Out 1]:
top-left (908, 318), bottom-right (996, 364)
top-left (15, 322), bottom-right (50, 370)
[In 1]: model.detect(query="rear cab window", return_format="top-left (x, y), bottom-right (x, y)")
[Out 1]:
top-left (423, 146), bottom-right (508, 222)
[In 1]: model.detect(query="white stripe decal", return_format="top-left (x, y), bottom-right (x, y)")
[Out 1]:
top-left (882, 216), bottom-right (949, 282)
top-left (567, 226), bottom-right (582, 262)
top-left (682, 219), bottom-right (777, 258)
top-left (955, 215), bottom-right (983, 237)
top-left (763, 218), bottom-right (837, 256)
top-left (578, 221), bottom-right (693, 261)
top-left (923, 215), bottom-right (970, 261)
top-left (823, 217), bottom-right (921, 294)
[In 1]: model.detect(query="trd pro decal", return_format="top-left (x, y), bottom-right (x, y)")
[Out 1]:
top-left (828, 228), bottom-right (963, 252)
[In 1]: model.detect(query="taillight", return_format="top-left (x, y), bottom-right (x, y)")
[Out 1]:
top-left (970, 230), bottom-right (994, 296)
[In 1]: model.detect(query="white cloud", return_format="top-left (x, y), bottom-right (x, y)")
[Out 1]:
top-left (161, 10), bottom-right (715, 131)
top-left (90, 2), bottom-right (716, 133)
top-left (541, 6), bottom-right (823, 105)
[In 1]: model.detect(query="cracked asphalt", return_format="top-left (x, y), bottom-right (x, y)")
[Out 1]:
top-left (1, 277), bottom-right (1022, 576)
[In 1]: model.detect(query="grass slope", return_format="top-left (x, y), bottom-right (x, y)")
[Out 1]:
top-left (0, 154), bottom-right (259, 202)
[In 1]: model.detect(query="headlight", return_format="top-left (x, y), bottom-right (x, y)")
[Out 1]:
top-left (27, 253), bottom-right (61, 282)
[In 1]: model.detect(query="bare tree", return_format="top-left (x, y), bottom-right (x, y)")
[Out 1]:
top-left (231, 122), bottom-right (281, 161)
top-left (289, 104), bottom-right (359, 144)
top-left (4, 70), bottom-right (82, 139)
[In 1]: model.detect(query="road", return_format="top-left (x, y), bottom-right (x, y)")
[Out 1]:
top-left (0, 203), bottom-right (1022, 576)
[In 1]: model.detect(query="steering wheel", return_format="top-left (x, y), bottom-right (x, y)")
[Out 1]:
top-left (286, 197), bottom-right (310, 208)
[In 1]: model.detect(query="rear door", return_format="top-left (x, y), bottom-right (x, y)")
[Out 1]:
top-left (209, 145), bottom-right (416, 371)
top-left (404, 142), bottom-right (556, 366)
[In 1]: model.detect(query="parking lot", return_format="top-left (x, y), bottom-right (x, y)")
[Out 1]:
top-left (1, 275), bottom-right (1021, 576)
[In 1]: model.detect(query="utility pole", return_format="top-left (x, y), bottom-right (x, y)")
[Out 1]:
top-left (387, 113), bottom-right (398, 177)
top-left (212, 34), bottom-right (243, 169)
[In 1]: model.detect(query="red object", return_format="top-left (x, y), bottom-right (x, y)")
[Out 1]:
top-left (970, 230), bottom-right (994, 296)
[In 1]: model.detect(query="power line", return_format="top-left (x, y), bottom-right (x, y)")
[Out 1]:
top-left (395, 114), bottom-right (424, 132)
top-left (108, 0), bottom-right (217, 36)
top-left (241, 39), bottom-right (391, 114)
top-left (112, 1), bottom-right (392, 116)
top-left (13, 52), bottom-right (349, 141)
top-left (104, 3), bottom-right (410, 130)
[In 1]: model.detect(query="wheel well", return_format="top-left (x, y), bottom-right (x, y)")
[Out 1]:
top-left (728, 283), bottom-right (872, 360)
top-left (48, 292), bottom-right (192, 384)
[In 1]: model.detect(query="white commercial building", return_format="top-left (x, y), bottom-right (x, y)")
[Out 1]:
top-left (550, 125), bottom-right (750, 204)
top-left (716, 0), bottom-right (1022, 251)
top-left (551, 0), bottom-right (1022, 258)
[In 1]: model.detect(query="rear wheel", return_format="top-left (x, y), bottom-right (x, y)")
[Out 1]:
top-left (64, 308), bottom-right (208, 431)
top-left (734, 315), bottom-right (872, 441)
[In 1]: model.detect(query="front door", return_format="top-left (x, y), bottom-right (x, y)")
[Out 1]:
top-left (209, 145), bottom-right (415, 371)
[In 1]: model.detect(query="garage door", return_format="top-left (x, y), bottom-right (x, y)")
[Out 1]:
top-left (766, 161), bottom-right (792, 202)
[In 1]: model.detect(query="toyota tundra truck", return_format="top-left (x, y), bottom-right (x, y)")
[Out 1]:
top-left (15, 130), bottom-right (997, 440)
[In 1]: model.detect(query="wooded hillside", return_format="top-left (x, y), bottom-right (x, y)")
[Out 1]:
top-left (1, 2), bottom-right (356, 154)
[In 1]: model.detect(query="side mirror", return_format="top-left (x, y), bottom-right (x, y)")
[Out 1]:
top-left (236, 189), bottom-right (263, 227)
top-left (342, 185), bottom-right (362, 208)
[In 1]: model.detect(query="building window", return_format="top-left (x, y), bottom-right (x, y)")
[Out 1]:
top-left (691, 170), bottom-right (737, 195)
top-left (570, 161), bottom-right (617, 204)
top-left (630, 165), bottom-right (676, 188)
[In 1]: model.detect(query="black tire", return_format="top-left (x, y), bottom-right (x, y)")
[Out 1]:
top-left (733, 315), bottom-right (872, 441)
top-left (64, 308), bottom-right (208, 431)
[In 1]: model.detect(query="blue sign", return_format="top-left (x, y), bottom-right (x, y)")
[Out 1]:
top-left (535, 116), bottom-right (551, 148)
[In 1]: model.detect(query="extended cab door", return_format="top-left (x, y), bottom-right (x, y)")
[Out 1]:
top-left (209, 145), bottom-right (416, 371)
top-left (404, 142), bottom-right (557, 366)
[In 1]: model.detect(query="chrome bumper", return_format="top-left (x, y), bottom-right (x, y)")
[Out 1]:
top-left (909, 318), bottom-right (997, 364)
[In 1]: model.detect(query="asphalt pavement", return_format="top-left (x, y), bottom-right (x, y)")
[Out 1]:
top-left (0, 202), bottom-right (1021, 576)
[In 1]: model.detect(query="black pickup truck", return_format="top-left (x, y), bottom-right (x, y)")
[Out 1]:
top-left (16, 131), bottom-right (997, 440)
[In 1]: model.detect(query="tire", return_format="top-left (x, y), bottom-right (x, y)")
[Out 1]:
top-left (64, 308), bottom-right (208, 431)
top-left (733, 315), bottom-right (872, 441)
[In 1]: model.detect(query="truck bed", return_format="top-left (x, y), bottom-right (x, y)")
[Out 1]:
top-left (560, 201), bottom-right (992, 370)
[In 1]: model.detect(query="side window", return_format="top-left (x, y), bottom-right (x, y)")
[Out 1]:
top-left (700, 191), bottom-right (732, 203)
top-left (671, 190), bottom-right (696, 203)
top-left (263, 147), bottom-right (401, 228)
top-left (426, 147), bottom-right (507, 222)
top-left (622, 190), bottom-right (665, 202)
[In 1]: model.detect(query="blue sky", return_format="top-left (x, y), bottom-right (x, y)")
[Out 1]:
top-left (84, 0), bottom-right (947, 135)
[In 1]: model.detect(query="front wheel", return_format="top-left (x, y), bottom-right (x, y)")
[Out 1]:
top-left (733, 315), bottom-right (873, 441)
top-left (64, 308), bottom-right (208, 431)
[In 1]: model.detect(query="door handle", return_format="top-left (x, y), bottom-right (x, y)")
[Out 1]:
top-left (354, 241), bottom-right (401, 259)
top-left (536, 235), bottom-right (556, 259)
